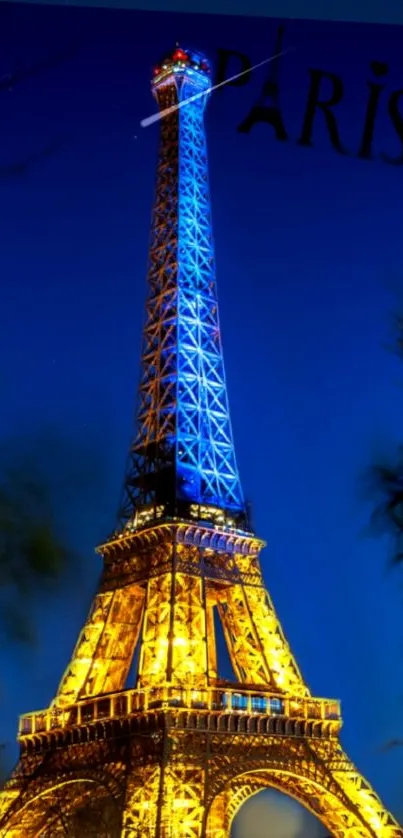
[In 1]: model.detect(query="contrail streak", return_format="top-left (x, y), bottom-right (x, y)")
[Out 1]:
top-left (140, 48), bottom-right (292, 128)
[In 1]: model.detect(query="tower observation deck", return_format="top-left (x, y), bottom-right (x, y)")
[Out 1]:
top-left (0, 45), bottom-right (401, 838)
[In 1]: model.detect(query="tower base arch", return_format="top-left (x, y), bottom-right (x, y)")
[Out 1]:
top-left (206, 760), bottom-right (401, 838)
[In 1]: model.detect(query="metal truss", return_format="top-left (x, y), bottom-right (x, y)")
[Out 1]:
top-left (0, 47), bottom-right (401, 838)
top-left (119, 48), bottom-right (245, 528)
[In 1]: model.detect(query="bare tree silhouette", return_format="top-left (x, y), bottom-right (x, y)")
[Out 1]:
top-left (0, 42), bottom-right (78, 177)
top-left (0, 135), bottom-right (69, 180)
top-left (0, 45), bottom-right (80, 94)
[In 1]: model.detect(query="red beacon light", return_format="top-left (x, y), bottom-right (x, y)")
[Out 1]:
top-left (173, 49), bottom-right (188, 62)
top-left (153, 67), bottom-right (160, 76)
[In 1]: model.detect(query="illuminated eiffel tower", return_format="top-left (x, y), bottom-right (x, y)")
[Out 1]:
top-left (0, 45), bottom-right (401, 838)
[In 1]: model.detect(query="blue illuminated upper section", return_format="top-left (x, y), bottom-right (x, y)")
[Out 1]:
top-left (119, 47), bottom-right (248, 530)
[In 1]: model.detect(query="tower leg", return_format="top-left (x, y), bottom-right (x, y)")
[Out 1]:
top-left (54, 584), bottom-right (145, 706)
top-left (122, 765), bottom-right (160, 837)
top-left (204, 739), bottom-right (403, 838)
top-left (122, 763), bottom-right (205, 838)
top-left (217, 558), bottom-right (307, 696)
top-left (138, 568), bottom-right (209, 690)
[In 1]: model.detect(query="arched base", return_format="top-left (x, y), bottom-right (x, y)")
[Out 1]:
top-left (206, 766), bottom-right (401, 838)
top-left (0, 773), bottom-right (124, 837)
top-left (1, 732), bottom-right (401, 838)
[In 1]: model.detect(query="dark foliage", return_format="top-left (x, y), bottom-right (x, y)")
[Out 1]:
top-left (0, 465), bottom-right (72, 644)
top-left (0, 427), bottom-right (104, 647)
top-left (0, 427), bottom-right (107, 787)
top-left (363, 308), bottom-right (403, 567)
top-left (391, 312), bottom-right (403, 362)
top-left (362, 446), bottom-right (403, 567)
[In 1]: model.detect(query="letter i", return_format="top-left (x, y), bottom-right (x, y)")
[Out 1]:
top-left (358, 61), bottom-right (388, 160)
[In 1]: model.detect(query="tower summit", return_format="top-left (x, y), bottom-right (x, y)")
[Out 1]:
top-left (0, 45), bottom-right (401, 838)
top-left (120, 46), bottom-right (247, 532)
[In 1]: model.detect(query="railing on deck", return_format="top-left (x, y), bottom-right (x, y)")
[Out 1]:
top-left (18, 686), bottom-right (341, 739)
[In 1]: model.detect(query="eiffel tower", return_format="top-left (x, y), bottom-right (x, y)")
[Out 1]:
top-left (0, 45), bottom-right (401, 838)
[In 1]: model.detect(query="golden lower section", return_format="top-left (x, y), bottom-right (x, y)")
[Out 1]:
top-left (1, 524), bottom-right (400, 836)
top-left (0, 713), bottom-right (401, 838)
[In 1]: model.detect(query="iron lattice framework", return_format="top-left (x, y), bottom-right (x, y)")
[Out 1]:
top-left (119, 47), bottom-right (246, 529)
top-left (0, 46), bottom-right (401, 838)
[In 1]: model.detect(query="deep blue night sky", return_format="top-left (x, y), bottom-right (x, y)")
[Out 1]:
top-left (1, 2), bottom-right (403, 831)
